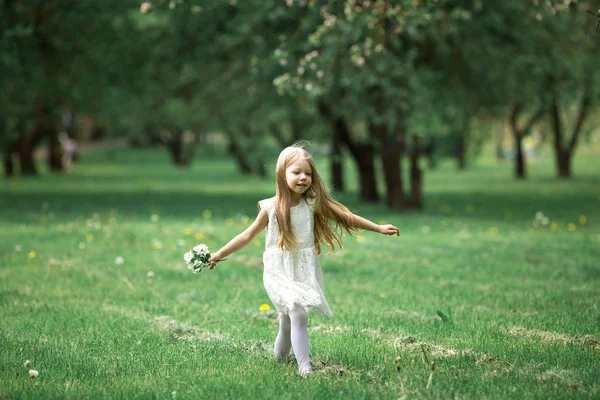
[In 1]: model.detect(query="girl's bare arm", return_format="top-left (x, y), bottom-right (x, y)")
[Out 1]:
top-left (349, 213), bottom-right (399, 236)
top-left (209, 209), bottom-right (269, 263)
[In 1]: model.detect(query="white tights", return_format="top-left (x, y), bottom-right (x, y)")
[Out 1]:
top-left (274, 305), bottom-right (311, 373)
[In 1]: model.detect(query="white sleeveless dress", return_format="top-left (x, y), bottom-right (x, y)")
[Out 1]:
top-left (258, 197), bottom-right (333, 317)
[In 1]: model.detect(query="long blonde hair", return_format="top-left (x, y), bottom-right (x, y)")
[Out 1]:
top-left (274, 143), bottom-right (358, 254)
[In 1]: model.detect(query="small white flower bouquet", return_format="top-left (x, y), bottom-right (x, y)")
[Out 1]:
top-left (183, 244), bottom-right (221, 274)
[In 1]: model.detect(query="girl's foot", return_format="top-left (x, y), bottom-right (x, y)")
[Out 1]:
top-left (299, 368), bottom-right (312, 376)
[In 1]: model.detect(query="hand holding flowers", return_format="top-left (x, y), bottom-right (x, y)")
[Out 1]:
top-left (183, 244), bottom-right (224, 274)
top-left (208, 252), bottom-right (223, 264)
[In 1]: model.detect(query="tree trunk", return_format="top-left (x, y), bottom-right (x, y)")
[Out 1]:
top-left (330, 119), bottom-right (345, 192)
top-left (509, 103), bottom-right (544, 180)
top-left (456, 113), bottom-right (471, 170)
top-left (514, 134), bottom-right (526, 179)
top-left (48, 125), bottom-right (64, 172)
top-left (18, 115), bottom-right (46, 175)
top-left (19, 137), bottom-right (38, 175)
top-left (381, 141), bottom-right (405, 209)
top-left (318, 99), bottom-right (378, 202)
top-left (556, 149), bottom-right (571, 178)
top-left (495, 120), bottom-right (505, 160)
top-left (409, 135), bottom-right (423, 208)
top-left (227, 132), bottom-right (253, 175)
top-left (167, 136), bottom-right (184, 166)
top-left (336, 117), bottom-right (378, 202)
top-left (164, 131), bottom-right (196, 167)
top-left (456, 131), bottom-right (466, 171)
top-left (354, 145), bottom-right (379, 203)
top-left (4, 150), bottom-right (15, 177)
top-left (549, 86), bottom-right (589, 179)
top-left (371, 122), bottom-right (405, 209)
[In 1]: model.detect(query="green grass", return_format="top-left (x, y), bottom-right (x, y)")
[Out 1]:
top-left (1, 143), bottom-right (599, 399)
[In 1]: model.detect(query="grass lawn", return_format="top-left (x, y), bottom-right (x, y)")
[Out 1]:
top-left (1, 142), bottom-right (599, 399)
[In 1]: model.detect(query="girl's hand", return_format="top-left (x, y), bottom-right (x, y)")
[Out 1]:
top-left (379, 224), bottom-right (399, 236)
top-left (208, 253), bottom-right (222, 269)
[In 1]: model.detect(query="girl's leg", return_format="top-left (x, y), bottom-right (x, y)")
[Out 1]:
top-left (274, 313), bottom-right (292, 361)
top-left (289, 305), bottom-right (311, 374)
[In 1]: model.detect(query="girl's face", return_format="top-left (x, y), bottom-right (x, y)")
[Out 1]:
top-left (285, 157), bottom-right (312, 198)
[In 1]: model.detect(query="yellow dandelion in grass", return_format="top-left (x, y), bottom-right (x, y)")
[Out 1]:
top-left (184, 227), bottom-right (192, 235)
top-left (86, 233), bottom-right (94, 242)
top-left (225, 218), bottom-right (235, 227)
top-left (465, 204), bottom-right (474, 213)
top-left (568, 223), bottom-right (576, 232)
top-left (579, 215), bottom-right (587, 225)
top-left (151, 239), bottom-right (163, 250)
top-left (550, 222), bottom-right (559, 232)
top-left (259, 304), bottom-right (271, 311)
top-left (356, 236), bottom-right (365, 244)
top-left (202, 210), bottom-right (212, 219)
top-left (195, 232), bottom-right (205, 240)
top-left (254, 239), bottom-right (262, 247)
top-left (380, 293), bottom-right (386, 298)
top-left (488, 227), bottom-right (498, 236)
top-left (28, 251), bottom-right (36, 259)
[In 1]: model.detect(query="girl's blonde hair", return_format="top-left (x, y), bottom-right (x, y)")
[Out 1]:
top-left (274, 143), bottom-right (357, 254)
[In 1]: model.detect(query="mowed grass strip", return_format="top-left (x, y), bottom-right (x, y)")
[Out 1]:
top-left (1, 144), bottom-right (599, 399)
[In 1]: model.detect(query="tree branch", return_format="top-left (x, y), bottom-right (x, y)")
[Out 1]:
top-left (550, 92), bottom-right (564, 152)
top-left (568, 89), bottom-right (591, 154)
top-left (522, 107), bottom-right (545, 135)
top-left (509, 102), bottom-right (522, 138)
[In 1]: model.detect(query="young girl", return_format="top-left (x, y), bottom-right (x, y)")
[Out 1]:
top-left (208, 143), bottom-right (399, 375)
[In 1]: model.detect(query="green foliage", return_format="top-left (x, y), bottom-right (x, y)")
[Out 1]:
top-left (1, 0), bottom-right (598, 176)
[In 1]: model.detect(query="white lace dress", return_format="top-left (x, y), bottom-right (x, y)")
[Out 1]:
top-left (258, 196), bottom-right (333, 317)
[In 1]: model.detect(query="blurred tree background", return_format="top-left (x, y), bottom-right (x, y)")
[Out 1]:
top-left (1, 0), bottom-right (599, 209)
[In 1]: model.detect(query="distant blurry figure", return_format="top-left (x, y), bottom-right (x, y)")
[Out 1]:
top-left (59, 132), bottom-right (78, 169)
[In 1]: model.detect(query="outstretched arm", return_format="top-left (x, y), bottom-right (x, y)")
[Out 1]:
top-left (208, 209), bottom-right (269, 265)
top-left (349, 212), bottom-right (399, 236)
